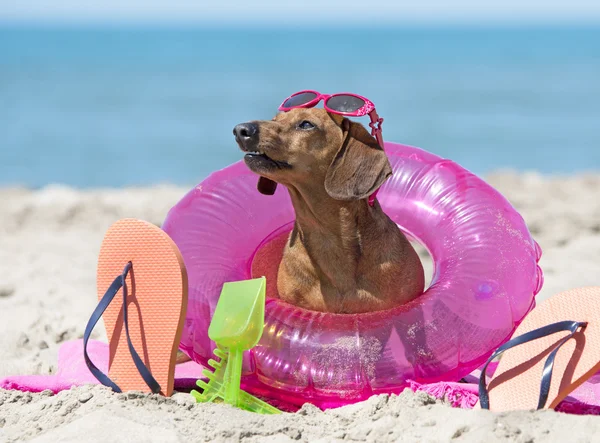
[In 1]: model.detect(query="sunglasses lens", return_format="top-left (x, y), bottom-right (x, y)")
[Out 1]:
top-left (282, 92), bottom-right (318, 108)
top-left (325, 95), bottom-right (365, 113)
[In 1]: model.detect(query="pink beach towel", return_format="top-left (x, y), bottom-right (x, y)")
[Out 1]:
top-left (410, 361), bottom-right (600, 415)
top-left (0, 339), bottom-right (203, 394)
top-left (2, 340), bottom-right (600, 415)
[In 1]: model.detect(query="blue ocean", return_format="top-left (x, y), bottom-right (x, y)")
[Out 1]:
top-left (1, 26), bottom-right (599, 188)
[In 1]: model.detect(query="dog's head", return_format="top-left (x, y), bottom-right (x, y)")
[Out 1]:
top-left (234, 108), bottom-right (392, 200)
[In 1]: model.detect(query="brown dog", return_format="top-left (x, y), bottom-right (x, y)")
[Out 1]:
top-left (234, 108), bottom-right (424, 314)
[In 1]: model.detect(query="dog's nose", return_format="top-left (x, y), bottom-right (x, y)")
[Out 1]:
top-left (233, 122), bottom-right (258, 141)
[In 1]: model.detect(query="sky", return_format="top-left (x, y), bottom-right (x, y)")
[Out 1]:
top-left (2, 0), bottom-right (600, 25)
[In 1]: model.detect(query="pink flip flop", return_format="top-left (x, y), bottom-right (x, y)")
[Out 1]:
top-left (478, 287), bottom-right (600, 411)
top-left (84, 219), bottom-right (188, 396)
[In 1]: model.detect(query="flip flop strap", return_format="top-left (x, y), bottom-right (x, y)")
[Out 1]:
top-left (479, 320), bottom-right (587, 410)
top-left (83, 262), bottom-right (161, 394)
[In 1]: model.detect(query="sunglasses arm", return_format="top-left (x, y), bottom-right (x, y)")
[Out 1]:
top-left (368, 111), bottom-right (385, 150)
top-left (366, 110), bottom-right (385, 207)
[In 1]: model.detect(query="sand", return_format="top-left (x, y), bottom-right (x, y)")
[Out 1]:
top-left (1, 172), bottom-right (600, 442)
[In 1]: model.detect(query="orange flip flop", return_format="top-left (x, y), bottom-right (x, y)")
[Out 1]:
top-left (478, 287), bottom-right (600, 411)
top-left (84, 218), bottom-right (188, 396)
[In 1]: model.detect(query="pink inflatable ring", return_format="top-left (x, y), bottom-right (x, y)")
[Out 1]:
top-left (163, 142), bottom-right (543, 409)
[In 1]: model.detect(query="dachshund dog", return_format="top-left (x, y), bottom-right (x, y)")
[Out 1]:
top-left (234, 108), bottom-right (424, 314)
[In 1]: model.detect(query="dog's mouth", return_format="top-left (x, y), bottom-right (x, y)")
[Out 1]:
top-left (242, 148), bottom-right (291, 170)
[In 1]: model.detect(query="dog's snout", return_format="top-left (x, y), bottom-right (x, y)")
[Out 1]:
top-left (233, 123), bottom-right (258, 141)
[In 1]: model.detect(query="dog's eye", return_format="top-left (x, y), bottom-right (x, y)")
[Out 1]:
top-left (297, 120), bottom-right (315, 130)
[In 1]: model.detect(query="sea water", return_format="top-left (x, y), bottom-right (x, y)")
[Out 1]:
top-left (1, 25), bottom-right (599, 187)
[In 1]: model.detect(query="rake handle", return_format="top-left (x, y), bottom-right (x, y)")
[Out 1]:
top-left (224, 347), bottom-right (243, 407)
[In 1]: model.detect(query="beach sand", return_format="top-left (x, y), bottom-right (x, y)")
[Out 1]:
top-left (1, 172), bottom-right (600, 442)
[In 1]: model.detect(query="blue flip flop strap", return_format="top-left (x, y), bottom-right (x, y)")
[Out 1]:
top-left (83, 273), bottom-right (123, 392)
top-left (479, 320), bottom-right (587, 410)
top-left (83, 262), bottom-right (161, 394)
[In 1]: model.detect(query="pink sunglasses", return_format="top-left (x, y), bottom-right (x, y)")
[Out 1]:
top-left (278, 90), bottom-right (385, 149)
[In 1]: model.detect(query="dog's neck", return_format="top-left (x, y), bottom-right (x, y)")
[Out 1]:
top-left (287, 185), bottom-right (372, 232)
top-left (285, 184), bottom-right (387, 289)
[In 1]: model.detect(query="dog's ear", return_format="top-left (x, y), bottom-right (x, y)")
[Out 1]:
top-left (324, 118), bottom-right (392, 201)
top-left (257, 176), bottom-right (277, 195)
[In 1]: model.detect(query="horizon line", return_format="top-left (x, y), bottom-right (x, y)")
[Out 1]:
top-left (2, 18), bottom-right (600, 28)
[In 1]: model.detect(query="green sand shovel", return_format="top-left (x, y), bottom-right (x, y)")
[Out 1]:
top-left (191, 277), bottom-right (282, 414)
